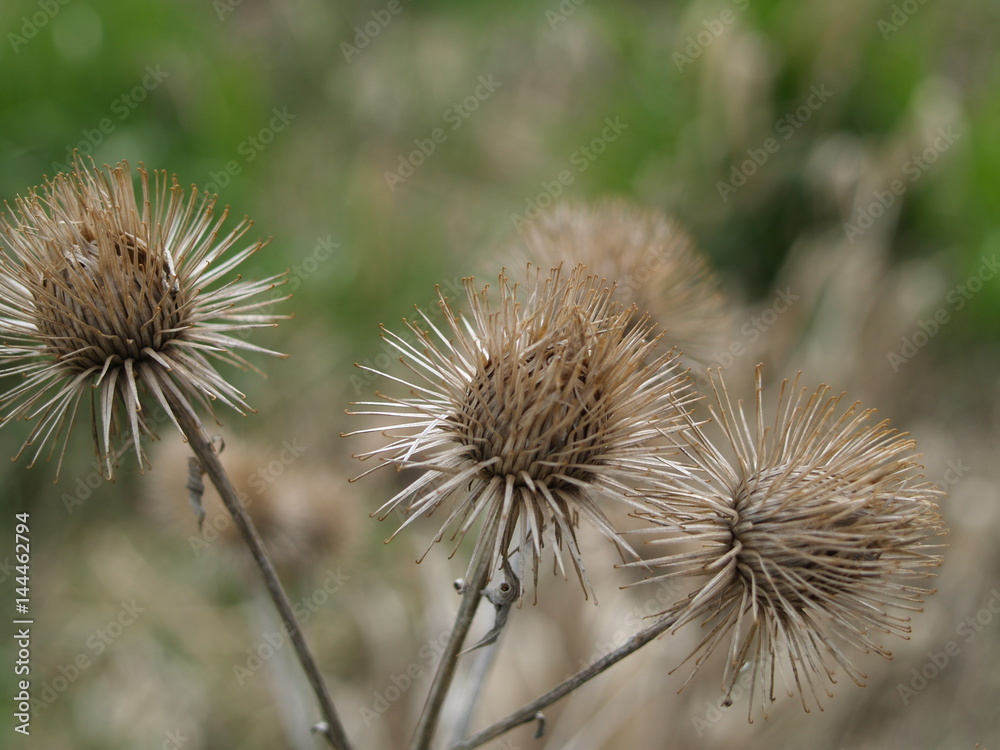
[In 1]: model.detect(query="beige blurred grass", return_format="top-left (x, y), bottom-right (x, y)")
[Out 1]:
top-left (9, 1), bottom-right (999, 748)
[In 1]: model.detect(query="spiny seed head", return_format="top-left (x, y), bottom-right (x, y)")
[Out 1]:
top-left (0, 159), bottom-right (288, 479)
top-left (348, 264), bottom-right (697, 598)
top-left (513, 199), bottom-right (728, 365)
top-left (630, 365), bottom-right (945, 718)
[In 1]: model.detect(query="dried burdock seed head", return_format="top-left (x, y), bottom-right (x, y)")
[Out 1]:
top-left (147, 436), bottom-right (358, 576)
top-left (629, 365), bottom-right (945, 718)
top-left (513, 199), bottom-right (728, 365)
top-left (0, 158), bottom-right (288, 479)
top-left (347, 264), bottom-right (697, 599)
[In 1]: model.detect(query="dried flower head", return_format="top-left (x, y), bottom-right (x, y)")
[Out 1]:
top-left (147, 436), bottom-right (358, 576)
top-left (0, 159), bottom-right (287, 478)
top-left (630, 365), bottom-right (944, 717)
top-left (348, 264), bottom-right (695, 597)
top-left (514, 200), bottom-right (728, 365)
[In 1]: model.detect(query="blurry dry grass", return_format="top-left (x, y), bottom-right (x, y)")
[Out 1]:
top-left (5, 0), bottom-right (999, 748)
top-left (23, 233), bottom-right (998, 749)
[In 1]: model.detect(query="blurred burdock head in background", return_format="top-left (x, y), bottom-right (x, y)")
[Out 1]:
top-left (513, 199), bottom-right (729, 366)
top-left (347, 264), bottom-right (697, 599)
top-left (147, 436), bottom-right (358, 577)
top-left (0, 158), bottom-right (288, 479)
top-left (629, 365), bottom-right (945, 718)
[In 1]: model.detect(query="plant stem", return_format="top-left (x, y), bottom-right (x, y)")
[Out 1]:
top-left (450, 633), bottom-right (500, 745)
top-left (409, 534), bottom-right (496, 750)
top-left (169, 393), bottom-right (353, 750)
top-left (449, 611), bottom-right (682, 750)
top-left (449, 551), bottom-right (519, 746)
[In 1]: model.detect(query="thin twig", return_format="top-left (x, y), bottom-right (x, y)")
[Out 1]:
top-left (450, 557), bottom-right (520, 744)
top-left (409, 527), bottom-right (498, 750)
top-left (449, 610), bottom-right (682, 750)
top-left (248, 582), bottom-right (318, 750)
top-left (451, 639), bottom-right (501, 746)
top-left (186, 455), bottom-right (206, 529)
top-left (168, 392), bottom-right (354, 750)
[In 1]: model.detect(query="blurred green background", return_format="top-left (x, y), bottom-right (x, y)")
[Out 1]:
top-left (1, 1), bottom-right (998, 748)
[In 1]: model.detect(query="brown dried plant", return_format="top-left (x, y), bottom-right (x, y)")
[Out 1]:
top-left (0, 158), bottom-right (286, 478)
top-left (0, 160), bottom-right (353, 750)
top-left (0, 160), bottom-right (950, 750)
top-left (630, 365), bottom-right (945, 718)
top-left (513, 199), bottom-right (728, 365)
top-left (451, 366), bottom-right (945, 750)
top-left (348, 263), bottom-right (696, 598)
